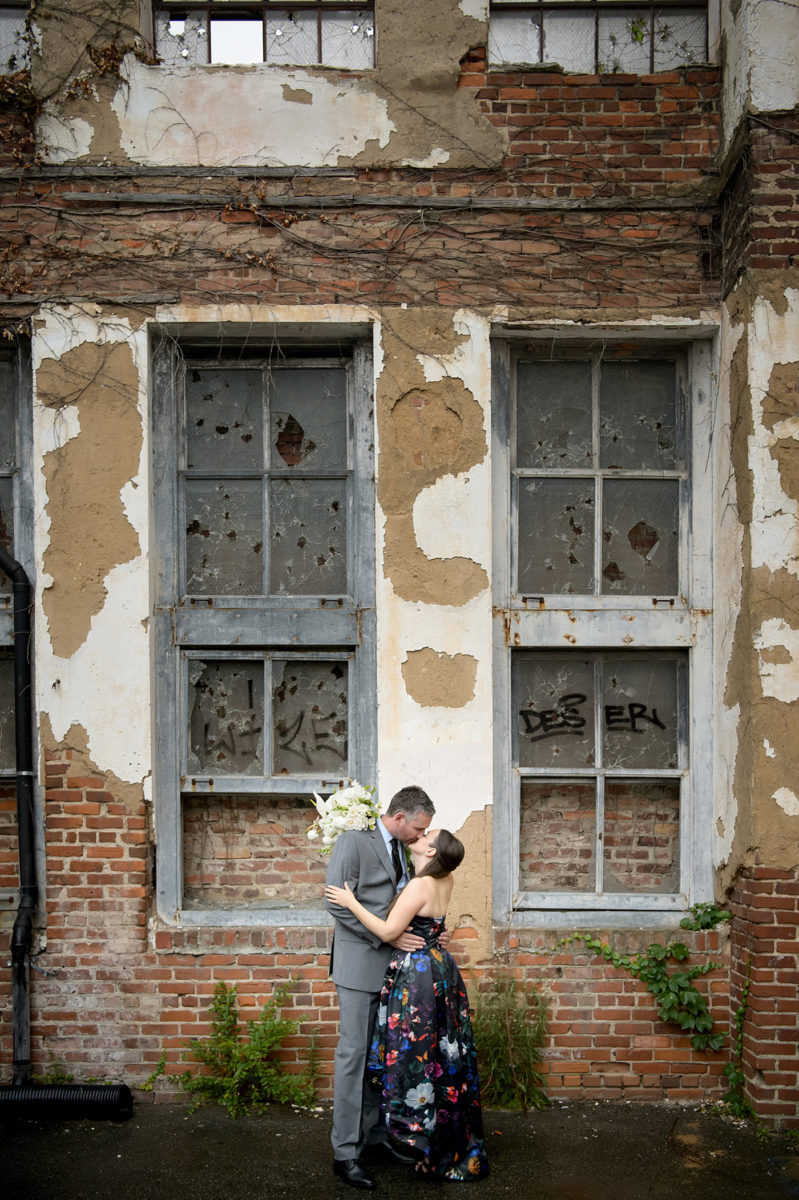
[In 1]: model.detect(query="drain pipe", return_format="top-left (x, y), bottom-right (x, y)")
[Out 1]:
top-left (0, 546), bottom-right (132, 1119)
top-left (0, 545), bottom-right (37, 1087)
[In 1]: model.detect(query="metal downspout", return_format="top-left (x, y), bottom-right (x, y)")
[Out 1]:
top-left (0, 545), bottom-right (37, 1086)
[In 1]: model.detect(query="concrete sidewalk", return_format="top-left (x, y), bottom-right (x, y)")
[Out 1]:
top-left (1, 1098), bottom-right (797, 1200)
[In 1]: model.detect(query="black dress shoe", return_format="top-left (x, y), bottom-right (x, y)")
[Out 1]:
top-left (333, 1158), bottom-right (377, 1190)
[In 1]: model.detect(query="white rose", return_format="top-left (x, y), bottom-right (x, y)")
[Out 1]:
top-left (307, 827), bottom-right (319, 841)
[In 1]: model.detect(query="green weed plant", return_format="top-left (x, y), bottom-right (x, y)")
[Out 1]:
top-left (472, 973), bottom-right (549, 1111)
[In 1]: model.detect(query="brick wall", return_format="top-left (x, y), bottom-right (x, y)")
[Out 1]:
top-left (0, 751), bottom-right (734, 1108)
top-left (729, 863), bottom-right (799, 1127)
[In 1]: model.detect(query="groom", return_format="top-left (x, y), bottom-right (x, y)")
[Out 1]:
top-left (325, 785), bottom-right (436, 1190)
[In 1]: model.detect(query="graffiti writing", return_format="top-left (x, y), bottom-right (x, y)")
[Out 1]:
top-left (277, 709), bottom-right (348, 766)
top-left (520, 692), bottom-right (667, 742)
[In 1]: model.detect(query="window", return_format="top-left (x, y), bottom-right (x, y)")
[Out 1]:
top-left (488, 1), bottom-right (708, 74)
top-left (0, 342), bottom-right (32, 913)
top-left (152, 332), bottom-right (376, 924)
top-left (0, 3), bottom-right (28, 74)
top-left (492, 336), bottom-right (714, 921)
top-left (154, 2), bottom-right (375, 68)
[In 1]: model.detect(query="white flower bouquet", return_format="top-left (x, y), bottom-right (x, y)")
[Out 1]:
top-left (307, 781), bottom-right (380, 854)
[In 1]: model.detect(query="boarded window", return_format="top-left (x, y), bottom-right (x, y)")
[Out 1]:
top-left (153, 336), bottom-right (375, 922)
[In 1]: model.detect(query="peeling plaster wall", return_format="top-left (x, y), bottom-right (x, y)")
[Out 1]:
top-left (375, 308), bottom-right (494, 837)
top-left (719, 277), bottom-right (799, 884)
top-left (31, 307), bottom-right (152, 796)
top-left (33, 1), bottom-right (504, 169)
top-left (721, 0), bottom-right (799, 149)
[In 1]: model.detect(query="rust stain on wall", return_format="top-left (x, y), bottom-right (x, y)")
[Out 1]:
top-left (378, 312), bottom-right (488, 605)
top-left (38, 341), bottom-right (142, 659)
top-left (401, 647), bottom-right (477, 708)
top-left (447, 806), bottom-right (492, 969)
top-left (40, 714), bottom-right (145, 813)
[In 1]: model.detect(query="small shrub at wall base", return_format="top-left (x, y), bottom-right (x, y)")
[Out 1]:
top-left (472, 974), bottom-right (549, 1111)
top-left (176, 981), bottom-right (319, 1117)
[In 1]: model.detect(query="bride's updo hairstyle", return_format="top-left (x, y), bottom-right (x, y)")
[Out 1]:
top-left (416, 829), bottom-right (464, 880)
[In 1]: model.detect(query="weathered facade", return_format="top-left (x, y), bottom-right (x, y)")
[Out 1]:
top-left (0, 0), bottom-right (797, 1127)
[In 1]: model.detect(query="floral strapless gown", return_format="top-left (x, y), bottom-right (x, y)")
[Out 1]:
top-left (367, 916), bottom-right (489, 1181)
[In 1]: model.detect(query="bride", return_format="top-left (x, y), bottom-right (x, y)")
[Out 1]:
top-left (325, 827), bottom-right (489, 1182)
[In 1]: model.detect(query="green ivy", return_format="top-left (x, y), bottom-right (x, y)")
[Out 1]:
top-left (722, 957), bottom-right (752, 1117)
top-left (679, 902), bottom-right (731, 931)
top-left (176, 981), bottom-right (319, 1117)
top-left (555, 933), bottom-right (725, 1053)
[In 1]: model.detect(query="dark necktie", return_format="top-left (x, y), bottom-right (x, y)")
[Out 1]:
top-left (390, 837), bottom-right (403, 883)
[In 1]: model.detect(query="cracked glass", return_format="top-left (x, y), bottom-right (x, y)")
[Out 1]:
top-left (188, 659), bottom-right (265, 776)
top-left (270, 478), bottom-right (347, 595)
top-left (601, 477), bottom-right (679, 595)
top-left (185, 478), bottom-right (264, 595)
top-left (602, 655), bottom-right (680, 769)
top-left (186, 368), bottom-right (263, 471)
top-left (272, 659), bottom-right (348, 774)
top-left (600, 360), bottom-right (678, 471)
top-left (518, 477), bottom-right (594, 594)
top-left (269, 368), bottom-right (348, 470)
top-left (516, 360), bottom-right (592, 469)
top-left (516, 654), bottom-right (595, 769)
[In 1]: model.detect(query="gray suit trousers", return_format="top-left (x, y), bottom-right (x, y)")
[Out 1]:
top-left (331, 984), bottom-right (385, 1160)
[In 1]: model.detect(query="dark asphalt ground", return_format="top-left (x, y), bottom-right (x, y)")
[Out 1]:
top-left (1, 1098), bottom-right (797, 1200)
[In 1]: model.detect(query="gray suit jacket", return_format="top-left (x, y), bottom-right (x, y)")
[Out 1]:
top-left (325, 825), bottom-right (398, 992)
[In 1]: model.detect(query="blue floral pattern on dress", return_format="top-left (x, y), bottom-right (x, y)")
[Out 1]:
top-left (367, 916), bottom-right (489, 1181)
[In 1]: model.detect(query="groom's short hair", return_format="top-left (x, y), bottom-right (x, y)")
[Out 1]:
top-left (386, 785), bottom-right (435, 819)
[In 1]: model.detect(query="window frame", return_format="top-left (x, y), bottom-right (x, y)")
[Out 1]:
top-left (491, 330), bottom-right (715, 927)
top-left (151, 328), bottom-right (376, 927)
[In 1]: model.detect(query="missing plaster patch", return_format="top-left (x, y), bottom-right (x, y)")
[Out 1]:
top-left (38, 341), bottom-right (142, 659)
top-left (282, 85), bottom-right (312, 105)
top-left (773, 787), bottom-right (799, 817)
top-left (755, 618), bottom-right (799, 702)
top-left (402, 648), bottom-right (477, 708)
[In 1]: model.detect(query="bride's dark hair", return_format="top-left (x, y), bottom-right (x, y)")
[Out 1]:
top-left (415, 829), bottom-right (464, 880)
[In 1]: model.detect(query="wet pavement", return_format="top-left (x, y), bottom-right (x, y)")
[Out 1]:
top-left (1, 1098), bottom-right (797, 1200)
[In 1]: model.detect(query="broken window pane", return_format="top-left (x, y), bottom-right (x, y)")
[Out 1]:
top-left (0, 655), bottom-right (13, 769)
top-left (516, 360), bottom-right (592, 469)
top-left (185, 478), bottom-right (264, 595)
top-left (322, 10), bottom-right (375, 68)
top-left (186, 368), bottom-right (263, 471)
top-left (518, 477), bottom-right (594, 594)
top-left (603, 778), bottom-right (680, 893)
top-left (182, 793), bottom-right (328, 910)
top-left (155, 12), bottom-right (207, 66)
top-left (0, 477), bottom-right (13, 596)
top-left (601, 478), bottom-right (679, 595)
top-left (520, 778), bottom-right (596, 892)
top-left (272, 659), bottom-right (348, 774)
top-left (516, 654), bottom-right (595, 769)
top-left (489, 11), bottom-right (541, 65)
top-left (266, 10), bottom-right (317, 65)
top-left (270, 478), bottom-right (347, 595)
top-left (600, 360), bottom-right (678, 471)
top-left (210, 19), bottom-right (263, 64)
top-left (653, 9), bottom-right (707, 69)
top-left (602, 655), bottom-right (680, 769)
top-left (188, 659), bottom-right (264, 776)
top-left (270, 368), bottom-right (348, 470)
top-left (0, 7), bottom-right (28, 74)
top-left (598, 11), bottom-right (652, 73)
top-left (542, 13), bottom-right (595, 73)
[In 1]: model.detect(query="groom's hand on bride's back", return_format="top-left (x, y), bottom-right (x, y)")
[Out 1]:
top-left (390, 928), bottom-right (425, 951)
